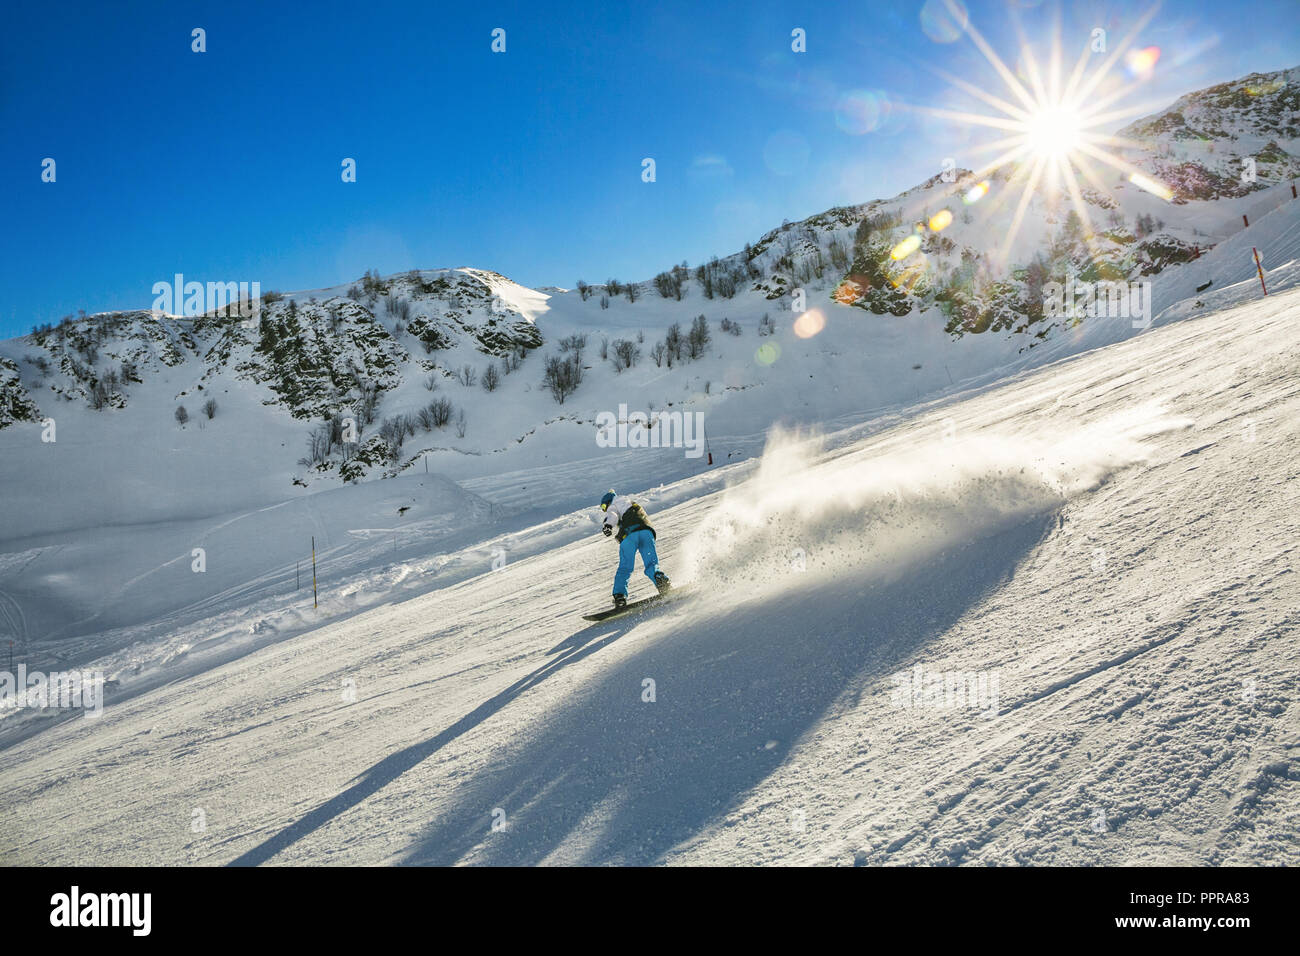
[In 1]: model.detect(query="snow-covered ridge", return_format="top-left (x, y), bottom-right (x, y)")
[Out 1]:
top-left (0, 65), bottom-right (1296, 532)
top-left (1119, 65), bottom-right (1300, 197)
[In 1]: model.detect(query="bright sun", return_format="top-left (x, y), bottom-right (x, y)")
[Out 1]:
top-left (909, 3), bottom-right (1178, 263)
top-left (1024, 105), bottom-right (1084, 159)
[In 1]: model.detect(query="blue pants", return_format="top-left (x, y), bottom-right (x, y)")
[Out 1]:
top-left (614, 529), bottom-right (661, 596)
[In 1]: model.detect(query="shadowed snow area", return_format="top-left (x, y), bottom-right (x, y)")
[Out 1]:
top-left (2, 283), bottom-right (1296, 866)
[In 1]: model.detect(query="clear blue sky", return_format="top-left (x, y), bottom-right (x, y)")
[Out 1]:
top-left (2, 0), bottom-right (1296, 335)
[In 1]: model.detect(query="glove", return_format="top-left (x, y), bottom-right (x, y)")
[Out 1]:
top-left (602, 524), bottom-right (613, 537)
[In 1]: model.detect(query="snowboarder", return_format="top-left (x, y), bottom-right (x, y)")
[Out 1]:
top-left (599, 490), bottom-right (671, 609)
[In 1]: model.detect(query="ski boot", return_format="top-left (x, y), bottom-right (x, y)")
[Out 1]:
top-left (613, 593), bottom-right (628, 609)
top-left (653, 571), bottom-right (672, 596)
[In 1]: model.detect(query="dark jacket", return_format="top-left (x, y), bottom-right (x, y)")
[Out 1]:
top-left (616, 502), bottom-right (655, 542)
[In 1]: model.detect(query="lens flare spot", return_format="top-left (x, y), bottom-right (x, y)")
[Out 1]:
top-left (891, 234), bottom-right (922, 260)
top-left (1127, 172), bottom-right (1174, 201)
top-left (920, 0), bottom-right (968, 44)
top-left (793, 309), bottom-right (826, 338)
top-left (834, 278), bottom-right (867, 304)
top-left (929, 209), bottom-right (953, 231)
top-left (756, 342), bottom-right (781, 366)
top-left (835, 90), bottom-right (884, 134)
top-left (963, 180), bottom-right (989, 204)
top-left (1246, 77), bottom-right (1286, 96)
top-left (1124, 46), bottom-right (1160, 79)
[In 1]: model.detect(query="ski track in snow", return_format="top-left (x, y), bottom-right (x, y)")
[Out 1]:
top-left (1, 281), bottom-right (1297, 866)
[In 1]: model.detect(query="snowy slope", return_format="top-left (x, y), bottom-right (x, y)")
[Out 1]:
top-left (1, 274), bottom-right (1295, 866)
top-left (1, 196), bottom-right (1297, 722)
top-left (1152, 185), bottom-right (1300, 322)
top-left (1020, 181), bottom-right (1300, 361)
top-left (3, 67), bottom-right (1295, 504)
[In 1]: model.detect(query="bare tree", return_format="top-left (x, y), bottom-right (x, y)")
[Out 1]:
top-left (542, 354), bottom-right (583, 404)
top-left (202, 398), bottom-right (218, 419)
top-left (654, 270), bottom-right (684, 299)
top-left (611, 338), bottom-right (640, 372)
top-left (301, 423), bottom-right (332, 466)
top-left (175, 405), bottom-right (189, 425)
top-left (828, 236), bottom-right (850, 271)
top-left (665, 322), bottom-right (683, 361)
top-left (429, 397), bottom-right (454, 428)
top-left (687, 314), bottom-right (711, 359)
top-left (378, 415), bottom-right (407, 448)
top-left (355, 384), bottom-right (380, 425)
top-left (481, 363), bottom-right (501, 392)
top-left (378, 416), bottom-right (407, 462)
top-left (559, 333), bottom-right (587, 362)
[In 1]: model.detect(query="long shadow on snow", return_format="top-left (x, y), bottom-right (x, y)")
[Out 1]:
top-left (226, 610), bottom-right (650, 866)
top-left (400, 515), bottom-right (1055, 865)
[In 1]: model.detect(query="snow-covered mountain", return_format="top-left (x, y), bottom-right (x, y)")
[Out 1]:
top-left (1122, 66), bottom-right (1300, 199)
top-left (3, 67), bottom-right (1296, 472)
top-left (2, 226), bottom-right (1297, 865)
top-left (1, 64), bottom-right (1296, 627)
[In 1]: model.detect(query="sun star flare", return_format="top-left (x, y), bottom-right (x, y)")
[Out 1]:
top-left (913, 3), bottom-right (1177, 262)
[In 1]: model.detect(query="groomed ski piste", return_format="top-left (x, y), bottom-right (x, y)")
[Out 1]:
top-left (1, 198), bottom-right (1298, 866)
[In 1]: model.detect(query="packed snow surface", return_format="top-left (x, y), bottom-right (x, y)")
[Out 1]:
top-left (1, 273), bottom-right (1296, 864)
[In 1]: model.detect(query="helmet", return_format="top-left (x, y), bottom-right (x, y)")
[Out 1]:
top-left (599, 490), bottom-right (616, 512)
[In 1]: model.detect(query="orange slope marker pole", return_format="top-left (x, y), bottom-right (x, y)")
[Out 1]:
top-left (1253, 247), bottom-right (1268, 296)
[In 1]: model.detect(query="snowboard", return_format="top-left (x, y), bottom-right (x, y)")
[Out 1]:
top-left (582, 589), bottom-right (684, 622)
